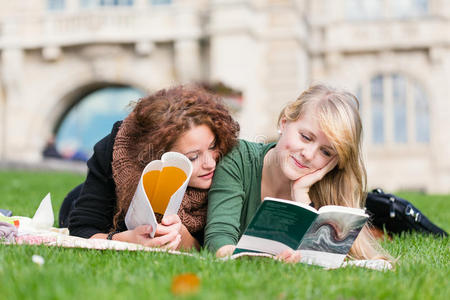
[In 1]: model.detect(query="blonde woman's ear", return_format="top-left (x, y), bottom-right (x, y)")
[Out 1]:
top-left (279, 117), bottom-right (287, 133)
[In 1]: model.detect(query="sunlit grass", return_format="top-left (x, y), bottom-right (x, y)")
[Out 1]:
top-left (0, 170), bottom-right (448, 300)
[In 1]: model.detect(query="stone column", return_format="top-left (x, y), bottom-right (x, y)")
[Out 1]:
top-left (209, 0), bottom-right (308, 141)
top-left (0, 48), bottom-right (24, 161)
top-left (134, 0), bottom-right (148, 9)
top-left (0, 78), bottom-right (5, 161)
top-left (174, 39), bottom-right (202, 83)
top-left (429, 47), bottom-right (450, 193)
top-left (208, 1), bottom-right (267, 140)
top-left (65, 0), bottom-right (79, 11)
top-left (174, 3), bottom-right (202, 83)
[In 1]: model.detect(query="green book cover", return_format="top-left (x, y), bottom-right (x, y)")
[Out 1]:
top-left (233, 198), bottom-right (318, 255)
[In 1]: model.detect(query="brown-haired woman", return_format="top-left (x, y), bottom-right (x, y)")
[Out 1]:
top-left (59, 85), bottom-right (240, 250)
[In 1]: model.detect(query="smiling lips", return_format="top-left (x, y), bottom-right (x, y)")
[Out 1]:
top-left (290, 155), bottom-right (309, 169)
top-left (199, 170), bottom-right (215, 179)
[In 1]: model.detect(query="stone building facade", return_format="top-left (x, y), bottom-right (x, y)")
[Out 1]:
top-left (0, 0), bottom-right (449, 192)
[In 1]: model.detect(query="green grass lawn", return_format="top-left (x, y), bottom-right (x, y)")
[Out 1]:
top-left (0, 170), bottom-right (449, 300)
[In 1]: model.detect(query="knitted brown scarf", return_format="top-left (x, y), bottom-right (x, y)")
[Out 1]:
top-left (111, 114), bottom-right (208, 235)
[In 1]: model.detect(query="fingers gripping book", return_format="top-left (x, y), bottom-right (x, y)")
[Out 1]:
top-left (233, 197), bottom-right (368, 268)
top-left (125, 152), bottom-right (193, 237)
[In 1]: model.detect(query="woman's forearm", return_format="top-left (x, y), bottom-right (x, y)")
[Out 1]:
top-left (90, 231), bottom-right (129, 242)
top-left (90, 233), bottom-right (108, 239)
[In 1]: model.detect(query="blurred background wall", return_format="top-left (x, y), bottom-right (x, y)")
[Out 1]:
top-left (0, 0), bottom-right (449, 193)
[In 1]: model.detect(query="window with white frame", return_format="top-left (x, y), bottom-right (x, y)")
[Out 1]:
top-left (360, 74), bottom-right (430, 145)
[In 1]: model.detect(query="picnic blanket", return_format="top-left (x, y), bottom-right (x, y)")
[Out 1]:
top-left (0, 193), bottom-right (188, 255)
top-left (3, 227), bottom-right (188, 255)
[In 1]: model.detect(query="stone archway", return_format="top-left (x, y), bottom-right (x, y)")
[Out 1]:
top-left (18, 75), bottom-right (151, 163)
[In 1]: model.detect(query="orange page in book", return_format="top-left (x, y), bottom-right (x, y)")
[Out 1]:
top-left (143, 166), bottom-right (187, 215)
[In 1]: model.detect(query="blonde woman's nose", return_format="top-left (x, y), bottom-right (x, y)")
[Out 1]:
top-left (301, 145), bottom-right (316, 161)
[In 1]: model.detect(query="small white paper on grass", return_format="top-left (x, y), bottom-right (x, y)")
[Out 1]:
top-left (32, 254), bottom-right (45, 266)
top-left (17, 193), bottom-right (54, 234)
top-left (32, 193), bottom-right (54, 229)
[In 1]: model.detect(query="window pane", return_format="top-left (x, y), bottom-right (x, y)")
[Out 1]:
top-left (392, 75), bottom-right (408, 143)
top-left (80, 0), bottom-right (97, 8)
top-left (371, 75), bottom-right (384, 144)
top-left (100, 0), bottom-right (134, 6)
top-left (48, 0), bottom-right (65, 10)
top-left (81, 0), bottom-right (134, 7)
top-left (414, 86), bottom-right (430, 143)
top-left (393, 0), bottom-right (428, 18)
top-left (151, 0), bottom-right (172, 5)
top-left (346, 0), bottom-right (383, 20)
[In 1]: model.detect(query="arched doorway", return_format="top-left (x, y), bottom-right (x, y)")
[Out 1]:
top-left (54, 86), bottom-right (144, 161)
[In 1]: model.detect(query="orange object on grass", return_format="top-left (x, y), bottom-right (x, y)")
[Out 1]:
top-left (171, 273), bottom-right (201, 296)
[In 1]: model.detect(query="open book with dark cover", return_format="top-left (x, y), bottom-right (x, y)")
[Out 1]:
top-left (232, 197), bottom-right (368, 268)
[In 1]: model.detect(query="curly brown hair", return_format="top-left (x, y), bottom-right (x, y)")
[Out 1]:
top-left (111, 85), bottom-right (240, 227)
top-left (131, 85), bottom-right (240, 164)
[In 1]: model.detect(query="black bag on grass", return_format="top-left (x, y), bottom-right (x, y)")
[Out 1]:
top-left (365, 188), bottom-right (448, 237)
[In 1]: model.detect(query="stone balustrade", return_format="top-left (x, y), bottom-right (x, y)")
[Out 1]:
top-left (0, 5), bottom-right (203, 48)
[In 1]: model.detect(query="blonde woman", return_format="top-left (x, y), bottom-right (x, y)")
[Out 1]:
top-left (205, 84), bottom-right (391, 263)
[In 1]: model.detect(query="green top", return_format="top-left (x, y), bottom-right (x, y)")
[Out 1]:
top-left (204, 139), bottom-right (276, 253)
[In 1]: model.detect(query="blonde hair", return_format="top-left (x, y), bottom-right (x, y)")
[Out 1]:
top-left (278, 84), bottom-right (391, 261)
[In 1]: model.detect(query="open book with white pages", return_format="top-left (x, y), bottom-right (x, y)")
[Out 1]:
top-left (232, 197), bottom-right (370, 269)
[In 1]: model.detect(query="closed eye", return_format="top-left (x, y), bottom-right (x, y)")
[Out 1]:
top-left (209, 139), bottom-right (217, 150)
top-left (187, 153), bottom-right (199, 161)
top-left (321, 149), bottom-right (331, 157)
top-left (321, 146), bottom-right (336, 157)
top-left (300, 133), bottom-right (311, 142)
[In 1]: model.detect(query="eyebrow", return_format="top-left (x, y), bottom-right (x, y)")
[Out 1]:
top-left (184, 150), bottom-right (199, 155)
top-left (321, 145), bottom-right (335, 152)
top-left (183, 138), bottom-right (216, 156)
